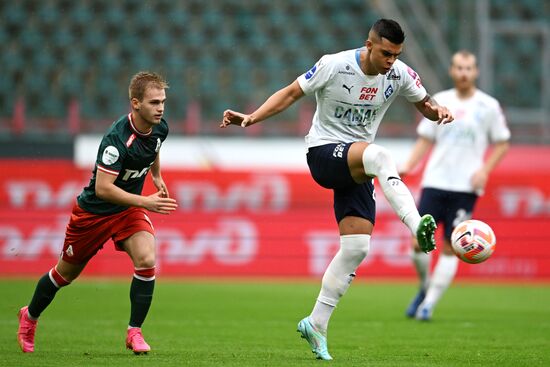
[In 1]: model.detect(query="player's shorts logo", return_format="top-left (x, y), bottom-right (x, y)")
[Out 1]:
top-left (332, 143), bottom-right (346, 158)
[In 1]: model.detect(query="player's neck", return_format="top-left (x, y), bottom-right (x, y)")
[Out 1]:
top-left (361, 50), bottom-right (379, 75)
top-left (455, 87), bottom-right (476, 100)
top-left (130, 111), bottom-right (153, 134)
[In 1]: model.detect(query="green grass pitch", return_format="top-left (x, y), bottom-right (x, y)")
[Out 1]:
top-left (1, 279), bottom-right (549, 366)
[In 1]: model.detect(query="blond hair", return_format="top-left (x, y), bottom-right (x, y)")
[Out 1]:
top-left (128, 71), bottom-right (169, 101)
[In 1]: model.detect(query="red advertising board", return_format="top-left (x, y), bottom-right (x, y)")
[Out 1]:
top-left (1, 146), bottom-right (549, 279)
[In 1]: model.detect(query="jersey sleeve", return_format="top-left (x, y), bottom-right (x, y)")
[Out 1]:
top-left (95, 133), bottom-right (127, 176)
top-left (488, 101), bottom-right (511, 142)
top-left (398, 63), bottom-right (427, 103)
top-left (416, 90), bottom-right (444, 139)
top-left (416, 116), bottom-right (437, 140)
top-left (297, 54), bottom-right (336, 95)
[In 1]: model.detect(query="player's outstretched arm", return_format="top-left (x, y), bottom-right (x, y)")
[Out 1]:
top-left (399, 137), bottom-right (433, 176)
top-left (414, 95), bottom-right (454, 124)
top-left (95, 170), bottom-right (177, 214)
top-left (220, 80), bottom-right (304, 128)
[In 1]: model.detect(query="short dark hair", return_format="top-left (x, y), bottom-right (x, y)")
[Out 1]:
top-left (371, 19), bottom-right (405, 44)
top-left (129, 71), bottom-right (169, 101)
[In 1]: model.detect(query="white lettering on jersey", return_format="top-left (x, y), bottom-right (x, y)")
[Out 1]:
top-left (122, 167), bottom-right (150, 181)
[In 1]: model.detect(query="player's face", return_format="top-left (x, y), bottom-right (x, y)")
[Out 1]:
top-left (449, 55), bottom-right (478, 91)
top-left (367, 37), bottom-right (403, 74)
top-left (134, 87), bottom-right (166, 125)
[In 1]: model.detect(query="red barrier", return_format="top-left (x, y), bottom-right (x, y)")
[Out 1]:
top-left (1, 147), bottom-right (549, 279)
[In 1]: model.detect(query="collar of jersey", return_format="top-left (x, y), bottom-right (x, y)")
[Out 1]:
top-left (128, 113), bottom-right (153, 137)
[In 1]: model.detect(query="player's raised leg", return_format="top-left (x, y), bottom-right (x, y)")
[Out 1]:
top-left (351, 143), bottom-right (437, 252)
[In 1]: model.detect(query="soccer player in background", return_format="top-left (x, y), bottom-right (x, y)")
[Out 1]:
top-left (401, 50), bottom-right (510, 321)
top-left (220, 19), bottom-right (453, 360)
top-left (17, 71), bottom-right (178, 354)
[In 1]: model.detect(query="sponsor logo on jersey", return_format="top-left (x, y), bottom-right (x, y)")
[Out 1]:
top-left (122, 167), bottom-right (151, 181)
top-left (338, 65), bottom-right (355, 76)
top-left (384, 85), bottom-right (394, 99)
top-left (407, 66), bottom-right (418, 80)
top-left (126, 133), bottom-right (136, 148)
top-left (334, 104), bottom-right (377, 126)
top-left (305, 65), bottom-right (317, 80)
top-left (386, 68), bottom-right (400, 80)
top-left (359, 87), bottom-right (378, 101)
top-left (102, 146), bottom-right (119, 165)
top-left (342, 84), bottom-right (354, 94)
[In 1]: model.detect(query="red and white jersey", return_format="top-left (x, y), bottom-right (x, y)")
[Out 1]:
top-left (417, 88), bottom-right (511, 193)
top-left (297, 47), bottom-right (426, 148)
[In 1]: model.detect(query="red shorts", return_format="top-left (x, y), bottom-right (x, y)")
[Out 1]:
top-left (61, 203), bottom-right (155, 264)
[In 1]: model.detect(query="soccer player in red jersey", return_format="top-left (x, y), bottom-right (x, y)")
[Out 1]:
top-left (17, 71), bottom-right (178, 354)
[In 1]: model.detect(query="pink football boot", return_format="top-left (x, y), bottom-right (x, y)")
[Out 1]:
top-left (17, 306), bottom-right (37, 353)
top-left (126, 328), bottom-right (151, 354)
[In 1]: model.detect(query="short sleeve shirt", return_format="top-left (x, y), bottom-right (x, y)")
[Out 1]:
top-left (417, 89), bottom-right (510, 192)
top-left (77, 113), bottom-right (169, 214)
top-left (297, 48), bottom-right (427, 148)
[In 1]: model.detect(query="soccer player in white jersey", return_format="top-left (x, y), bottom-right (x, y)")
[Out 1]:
top-left (220, 19), bottom-right (453, 360)
top-left (401, 50), bottom-right (510, 321)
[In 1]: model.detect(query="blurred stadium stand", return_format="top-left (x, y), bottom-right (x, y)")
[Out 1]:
top-left (0, 0), bottom-right (548, 142)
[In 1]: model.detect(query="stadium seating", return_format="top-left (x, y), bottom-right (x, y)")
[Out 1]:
top-left (0, 0), bottom-right (546, 137)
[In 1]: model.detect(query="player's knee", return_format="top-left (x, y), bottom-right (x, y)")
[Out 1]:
top-left (340, 234), bottom-right (370, 260)
top-left (362, 144), bottom-right (395, 177)
top-left (133, 254), bottom-right (156, 269)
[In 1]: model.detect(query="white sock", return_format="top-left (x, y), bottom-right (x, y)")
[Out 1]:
top-left (422, 254), bottom-right (459, 308)
top-left (311, 234), bottom-right (370, 332)
top-left (362, 144), bottom-right (421, 235)
top-left (412, 250), bottom-right (431, 290)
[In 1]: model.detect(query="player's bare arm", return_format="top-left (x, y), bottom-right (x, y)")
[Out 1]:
top-left (95, 170), bottom-right (177, 214)
top-left (414, 94), bottom-right (454, 124)
top-left (471, 140), bottom-right (510, 191)
top-left (220, 80), bottom-right (304, 128)
top-left (399, 137), bottom-right (434, 176)
top-left (150, 153), bottom-right (169, 198)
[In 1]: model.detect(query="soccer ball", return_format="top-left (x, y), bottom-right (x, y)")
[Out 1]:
top-left (451, 219), bottom-right (496, 264)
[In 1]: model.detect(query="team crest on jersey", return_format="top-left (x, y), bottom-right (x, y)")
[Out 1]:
top-left (305, 65), bottom-right (317, 80)
top-left (384, 85), bottom-right (394, 99)
top-left (102, 146), bottom-right (119, 165)
top-left (155, 138), bottom-right (161, 153)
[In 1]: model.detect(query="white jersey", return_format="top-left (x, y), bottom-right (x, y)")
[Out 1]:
top-left (297, 48), bottom-right (427, 148)
top-left (417, 88), bottom-right (511, 193)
